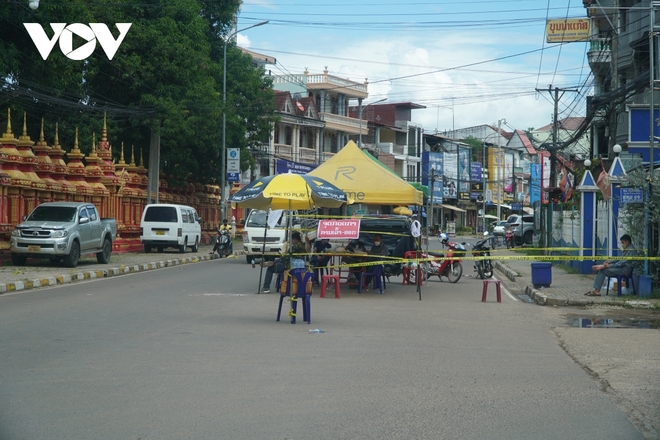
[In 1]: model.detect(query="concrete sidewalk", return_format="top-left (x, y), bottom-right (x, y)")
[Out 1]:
top-left (491, 245), bottom-right (658, 308)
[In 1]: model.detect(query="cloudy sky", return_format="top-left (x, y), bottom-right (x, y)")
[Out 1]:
top-left (235, 0), bottom-right (591, 135)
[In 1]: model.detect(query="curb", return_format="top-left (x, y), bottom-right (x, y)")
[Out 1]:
top-left (494, 260), bottom-right (517, 282)
top-left (495, 260), bottom-right (655, 309)
top-left (524, 285), bottom-right (655, 308)
top-left (0, 254), bottom-right (219, 294)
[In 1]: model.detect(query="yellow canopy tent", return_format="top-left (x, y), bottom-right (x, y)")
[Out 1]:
top-left (308, 141), bottom-right (424, 205)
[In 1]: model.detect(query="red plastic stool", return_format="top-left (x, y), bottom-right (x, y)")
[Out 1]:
top-left (402, 266), bottom-right (423, 286)
top-left (320, 274), bottom-right (340, 298)
top-left (482, 279), bottom-right (502, 302)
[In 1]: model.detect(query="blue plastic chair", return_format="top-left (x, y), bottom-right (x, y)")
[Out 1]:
top-left (605, 274), bottom-right (635, 296)
top-left (277, 268), bottom-right (314, 324)
top-left (358, 265), bottom-right (386, 294)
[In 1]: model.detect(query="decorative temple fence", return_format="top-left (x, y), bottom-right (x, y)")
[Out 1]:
top-left (0, 109), bottom-right (221, 256)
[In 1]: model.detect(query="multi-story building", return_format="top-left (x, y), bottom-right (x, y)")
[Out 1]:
top-left (531, 117), bottom-right (589, 159)
top-left (583, 0), bottom-right (660, 167)
top-left (348, 102), bottom-right (425, 183)
top-left (270, 67), bottom-right (367, 167)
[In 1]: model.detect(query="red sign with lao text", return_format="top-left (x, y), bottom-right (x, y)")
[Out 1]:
top-left (317, 219), bottom-right (361, 239)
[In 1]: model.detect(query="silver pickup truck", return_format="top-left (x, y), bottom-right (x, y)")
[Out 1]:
top-left (9, 202), bottom-right (117, 267)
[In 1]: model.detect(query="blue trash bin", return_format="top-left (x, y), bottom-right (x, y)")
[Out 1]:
top-left (531, 262), bottom-right (552, 288)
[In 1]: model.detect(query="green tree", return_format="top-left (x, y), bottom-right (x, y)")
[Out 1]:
top-left (0, 0), bottom-right (276, 186)
top-left (462, 136), bottom-right (484, 163)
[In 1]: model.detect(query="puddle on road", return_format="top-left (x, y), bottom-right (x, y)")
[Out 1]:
top-left (572, 317), bottom-right (660, 329)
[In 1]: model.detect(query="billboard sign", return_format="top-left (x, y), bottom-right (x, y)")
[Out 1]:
top-left (546, 19), bottom-right (590, 43)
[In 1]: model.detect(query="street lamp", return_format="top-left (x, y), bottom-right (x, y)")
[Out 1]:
top-left (613, 144), bottom-right (622, 156)
top-left (220, 20), bottom-right (269, 222)
top-left (358, 98), bottom-right (387, 148)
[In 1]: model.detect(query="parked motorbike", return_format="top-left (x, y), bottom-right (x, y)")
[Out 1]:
top-left (215, 229), bottom-right (232, 258)
top-left (416, 233), bottom-right (465, 283)
top-left (505, 228), bottom-right (515, 249)
top-left (473, 232), bottom-right (494, 279)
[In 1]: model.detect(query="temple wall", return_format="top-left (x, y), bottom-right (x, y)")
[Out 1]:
top-left (0, 109), bottom-right (220, 256)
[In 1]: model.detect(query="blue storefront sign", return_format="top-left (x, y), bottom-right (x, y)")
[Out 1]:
top-left (226, 172), bottom-right (240, 182)
top-left (275, 159), bottom-right (318, 175)
top-left (621, 188), bottom-right (643, 204)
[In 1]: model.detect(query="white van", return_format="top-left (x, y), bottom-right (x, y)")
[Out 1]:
top-left (241, 209), bottom-right (301, 264)
top-left (140, 204), bottom-right (201, 253)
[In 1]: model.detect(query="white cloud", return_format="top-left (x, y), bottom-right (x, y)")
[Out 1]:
top-left (253, 24), bottom-right (585, 134)
top-left (236, 34), bottom-right (251, 48)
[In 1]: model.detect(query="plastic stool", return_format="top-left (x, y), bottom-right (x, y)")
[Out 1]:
top-left (482, 279), bottom-right (502, 302)
top-left (402, 265), bottom-right (423, 286)
top-left (606, 274), bottom-right (634, 296)
top-left (320, 274), bottom-right (340, 298)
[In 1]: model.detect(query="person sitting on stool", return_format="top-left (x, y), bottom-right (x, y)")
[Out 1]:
top-left (343, 240), bottom-right (367, 288)
top-left (260, 231), bottom-right (309, 293)
top-left (364, 234), bottom-right (389, 287)
top-left (586, 234), bottom-right (638, 296)
top-left (307, 237), bottom-right (332, 285)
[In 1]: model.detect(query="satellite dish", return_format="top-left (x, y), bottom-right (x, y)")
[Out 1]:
top-left (478, 209), bottom-right (483, 216)
top-left (297, 102), bottom-right (305, 112)
top-left (293, 92), bottom-right (301, 101)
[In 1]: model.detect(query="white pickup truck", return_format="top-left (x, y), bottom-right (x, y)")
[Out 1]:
top-left (9, 202), bottom-right (117, 267)
top-left (241, 209), bottom-right (306, 264)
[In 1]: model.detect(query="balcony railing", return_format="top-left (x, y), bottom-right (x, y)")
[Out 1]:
top-left (272, 73), bottom-right (368, 99)
top-left (319, 112), bottom-right (362, 134)
top-left (587, 39), bottom-right (611, 67)
top-left (299, 147), bottom-right (317, 164)
top-left (376, 143), bottom-right (408, 155)
top-left (274, 144), bottom-right (293, 160)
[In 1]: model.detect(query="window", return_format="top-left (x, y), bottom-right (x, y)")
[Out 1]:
top-left (274, 125), bottom-right (280, 144)
top-left (79, 207), bottom-right (88, 221)
top-left (181, 209), bottom-right (189, 223)
top-left (27, 206), bottom-right (77, 222)
top-left (285, 126), bottom-right (292, 145)
top-left (144, 206), bottom-right (178, 222)
top-left (88, 206), bottom-right (98, 221)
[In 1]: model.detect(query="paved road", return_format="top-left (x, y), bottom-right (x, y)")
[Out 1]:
top-left (0, 256), bottom-right (653, 439)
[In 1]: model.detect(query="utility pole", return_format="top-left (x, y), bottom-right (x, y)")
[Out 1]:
top-left (535, 85), bottom-right (579, 249)
top-left (427, 167), bottom-right (436, 255)
top-left (512, 167), bottom-right (516, 211)
top-left (535, 86), bottom-right (579, 187)
top-left (496, 119), bottom-right (505, 221)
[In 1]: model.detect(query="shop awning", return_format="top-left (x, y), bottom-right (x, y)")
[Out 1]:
top-left (522, 207), bottom-right (534, 214)
top-left (439, 204), bottom-right (467, 213)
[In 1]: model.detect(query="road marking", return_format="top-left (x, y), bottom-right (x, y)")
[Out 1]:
top-left (190, 293), bottom-right (248, 297)
top-left (493, 276), bottom-right (518, 302)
